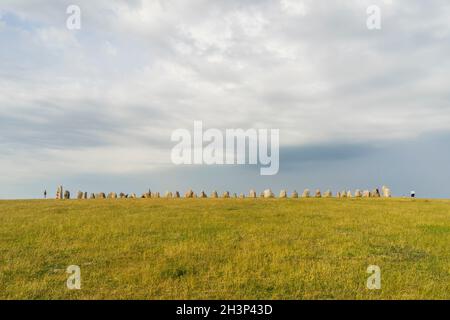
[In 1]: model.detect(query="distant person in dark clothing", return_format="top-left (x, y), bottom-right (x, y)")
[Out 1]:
top-left (411, 191), bottom-right (415, 198)
top-left (44, 190), bottom-right (47, 199)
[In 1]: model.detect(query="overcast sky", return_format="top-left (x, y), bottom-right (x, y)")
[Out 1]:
top-left (1, 0), bottom-right (450, 199)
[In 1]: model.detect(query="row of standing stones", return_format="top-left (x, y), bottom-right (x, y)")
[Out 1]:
top-left (55, 186), bottom-right (392, 199)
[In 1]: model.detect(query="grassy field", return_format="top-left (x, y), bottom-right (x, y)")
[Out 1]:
top-left (0, 198), bottom-right (449, 300)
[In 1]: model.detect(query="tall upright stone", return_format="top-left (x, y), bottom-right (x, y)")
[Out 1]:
top-left (56, 186), bottom-right (63, 199)
top-left (64, 190), bottom-right (70, 199)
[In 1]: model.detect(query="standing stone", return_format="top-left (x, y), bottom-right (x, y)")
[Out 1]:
top-left (165, 191), bottom-right (173, 198)
top-left (347, 191), bottom-right (352, 198)
top-left (324, 190), bottom-right (332, 198)
top-left (263, 189), bottom-right (274, 198)
top-left (64, 190), bottom-right (70, 199)
top-left (355, 190), bottom-right (362, 198)
top-left (200, 191), bottom-right (207, 198)
top-left (223, 191), bottom-right (230, 198)
top-left (336, 192), bottom-right (341, 198)
top-left (302, 189), bottom-right (310, 198)
top-left (56, 186), bottom-right (63, 199)
top-left (211, 191), bottom-right (218, 198)
top-left (341, 191), bottom-right (347, 198)
top-left (372, 189), bottom-right (381, 198)
top-left (77, 191), bottom-right (83, 199)
top-left (315, 189), bottom-right (322, 198)
top-left (174, 191), bottom-right (180, 198)
top-left (249, 190), bottom-right (257, 198)
top-left (291, 190), bottom-right (299, 198)
top-left (382, 186), bottom-right (391, 198)
top-left (239, 193), bottom-right (245, 199)
top-left (279, 190), bottom-right (287, 198)
top-left (362, 190), bottom-right (370, 198)
top-left (260, 192), bottom-right (265, 198)
top-left (233, 193), bottom-right (238, 198)
top-left (130, 193), bottom-right (137, 199)
top-left (185, 189), bottom-right (195, 198)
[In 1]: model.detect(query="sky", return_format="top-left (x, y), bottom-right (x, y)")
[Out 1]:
top-left (1, 0), bottom-right (450, 199)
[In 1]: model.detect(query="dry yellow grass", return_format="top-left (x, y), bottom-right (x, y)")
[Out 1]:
top-left (0, 198), bottom-right (449, 299)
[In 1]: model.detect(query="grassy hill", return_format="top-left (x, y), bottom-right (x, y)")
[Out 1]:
top-left (0, 198), bottom-right (449, 299)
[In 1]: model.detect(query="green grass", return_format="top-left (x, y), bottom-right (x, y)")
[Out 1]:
top-left (0, 198), bottom-right (449, 299)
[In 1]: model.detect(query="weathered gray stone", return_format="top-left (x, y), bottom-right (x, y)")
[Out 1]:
top-left (175, 191), bottom-right (180, 198)
top-left (263, 189), bottom-right (274, 198)
top-left (347, 191), bottom-right (352, 198)
top-left (56, 186), bottom-right (63, 199)
top-left (354, 190), bottom-right (362, 197)
top-left (315, 189), bottom-right (322, 198)
top-left (185, 189), bottom-right (194, 198)
top-left (324, 190), bottom-right (332, 197)
top-left (64, 190), bottom-right (70, 199)
top-left (107, 192), bottom-right (117, 199)
top-left (223, 191), bottom-right (230, 198)
top-left (279, 190), bottom-right (287, 198)
top-left (362, 190), bottom-right (370, 198)
top-left (302, 189), bottom-right (310, 198)
top-left (200, 191), bottom-right (208, 198)
top-left (211, 191), bottom-right (219, 198)
top-left (239, 193), bottom-right (245, 199)
top-left (372, 189), bottom-right (381, 198)
top-left (77, 191), bottom-right (83, 199)
top-left (291, 190), bottom-right (299, 198)
top-left (249, 189), bottom-right (257, 198)
top-left (382, 186), bottom-right (391, 197)
top-left (165, 191), bottom-right (173, 198)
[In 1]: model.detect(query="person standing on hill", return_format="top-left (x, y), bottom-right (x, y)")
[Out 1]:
top-left (44, 190), bottom-right (47, 199)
